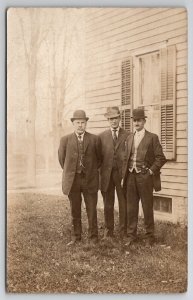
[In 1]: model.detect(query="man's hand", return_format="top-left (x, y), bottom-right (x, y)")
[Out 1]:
top-left (121, 179), bottom-right (124, 187)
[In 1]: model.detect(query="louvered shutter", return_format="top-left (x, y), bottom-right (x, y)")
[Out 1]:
top-left (160, 45), bottom-right (176, 160)
top-left (121, 57), bottom-right (133, 132)
top-left (121, 109), bottom-right (131, 132)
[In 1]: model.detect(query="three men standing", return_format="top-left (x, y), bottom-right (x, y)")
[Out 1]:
top-left (58, 110), bottom-right (101, 245)
top-left (99, 107), bottom-right (129, 238)
top-left (58, 107), bottom-right (166, 246)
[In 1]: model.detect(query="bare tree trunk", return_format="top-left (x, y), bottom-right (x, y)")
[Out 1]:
top-left (17, 9), bottom-right (50, 186)
top-left (26, 61), bottom-right (37, 186)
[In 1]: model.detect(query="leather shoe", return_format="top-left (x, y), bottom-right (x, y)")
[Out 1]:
top-left (103, 228), bottom-right (114, 239)
top-left (145, 237), bottom-right (155, 246)
top-left (125, 237), bottom-right (136, 246)
top-left (102, 235), bottom-right (114, 242)
top-left (89, 238), bottom-right (98, 246)
top-left (119, 232), bottom-right (127, 240)
top-left (67, 239), bottom-right (81, 246)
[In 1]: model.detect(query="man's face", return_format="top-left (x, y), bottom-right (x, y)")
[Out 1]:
top-left (133, 118), bottom-right (146, 132)
top-left (108, 116), bottom-right (121, 129)
top-left (73, 119), bottom-right (87, 134)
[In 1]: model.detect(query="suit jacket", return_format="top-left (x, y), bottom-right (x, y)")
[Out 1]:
top-left (99, 127), bottom-right (129, 192)
top-left (58, 131), bottom-right (102, 195)
top-left (122, 130), bottom-right (167, 192)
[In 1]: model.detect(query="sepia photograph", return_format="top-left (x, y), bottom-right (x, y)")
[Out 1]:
top-left (7, 7), bottom-right (188, 293)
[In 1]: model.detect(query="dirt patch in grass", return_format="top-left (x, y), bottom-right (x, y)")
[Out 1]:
top-left (6, 193), bottom-right (187, 293)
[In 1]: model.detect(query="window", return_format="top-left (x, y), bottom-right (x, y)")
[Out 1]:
top-left (139, 52), bottom-right (160, 106)
top-left (153, 196), bottom-right (172, 214)
top-left (121, 45), bottom-right (176, 160)
top-left (137, 51), bottom-right (161, 138)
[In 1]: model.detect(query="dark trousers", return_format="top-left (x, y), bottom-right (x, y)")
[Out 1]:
top-left (68, 173), bottom-right (98, 240)
top-left (102, 169), bottom-right (127, 236)
top-left (126, 171), bottom-right (154, 239)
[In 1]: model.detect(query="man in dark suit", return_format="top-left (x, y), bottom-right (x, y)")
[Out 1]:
top-left (100, 107), bottom-right (129, 239)
top-left (58, 110), bottom-right (101, 246)
top-left (122, 108), bottom-right (167, 246)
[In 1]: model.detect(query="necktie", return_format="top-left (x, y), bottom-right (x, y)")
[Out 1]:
top-left (113, 129), bottom-right (117, 145)
top-left (78, 134), bottom-right (82, 142)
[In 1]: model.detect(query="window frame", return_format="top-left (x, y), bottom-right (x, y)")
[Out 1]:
top-left (132, 45), bottom-right (176, 160)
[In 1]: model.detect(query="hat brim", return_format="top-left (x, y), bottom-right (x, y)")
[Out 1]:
top-left (104, 113), bottom-right (120, 119)
top-left (131, 116), bottom-right (147, 119)
top-left (71, 117), bottom-right (89, 122)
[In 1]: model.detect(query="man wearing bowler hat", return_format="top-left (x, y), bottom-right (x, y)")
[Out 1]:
top-left (58, 110), bottom-right (101, 246)
top-left (122, 108), bottom-right (167, 246)
top-left (99, 106), bottom-right (129, 239)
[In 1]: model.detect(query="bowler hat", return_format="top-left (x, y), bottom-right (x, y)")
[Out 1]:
top-left (71, 110), bottom-right (89, 122)
top-left (131, 108), bottom-right (147, 119)
top-left (104, 106), bottom-right (121, 119)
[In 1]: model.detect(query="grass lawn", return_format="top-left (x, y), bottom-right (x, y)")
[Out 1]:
top-left (6, 193), bottom-right (187, 293)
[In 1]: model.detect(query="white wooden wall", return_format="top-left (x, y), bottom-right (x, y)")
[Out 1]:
top-left (84, 8), bottom-right (188, 222)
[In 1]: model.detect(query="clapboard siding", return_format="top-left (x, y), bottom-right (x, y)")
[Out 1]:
top-left (176, 43), bottom-right (187, 51)
top-left (177, 105), bottom-right (187, 114)
top-left (177, 90), bottom-right (187, 98)
top-left (86, 8), bottom-right (177, 40)
top-left (86, 26), bottom-right (186, 60)
top-left (162, 181), bottom-right (187, 191)
top-left (177, 74), bottom-right (187, 82)
top-left (176, 131), bottom-right (187, 139)
top-left (86, 46), bottom-right (186, 69)
top-left (85, 8), bottom-right (187, 204)
top-left (86, 11), bottom-right (186, 47)
top-left (177, 49), bottom-right (187, 58)
top-left (87, 12), bottom-right (184, 49)
top-left (86, 36), bottom-right (186, 68)
top-left (176, 123), bottom-right (187, 131)
top-left (86, 29), bottom-right (187, 58)
top-left (162, 175), bottom-right (187, 182)
top-left (86, 8), bottom-right (141, 25)
top-left (159, 189), bottom-right (186, 197)
top-left (176, 114), bottom-right (187, 123)
top-left (86, 86), bottom-right (120, 98)
top-left (177, 66), bottom-right (187, 75)
top-left (163, 162), bottom-right (187, 170)
top-left (86, 8), bottom-right (149, 33)
top-left (176, 148), bottom-right (187, 155)
top-left (177, 98), bottom-right (187, 106)
top-left (86, 73), bottom-right (121, 86)
top-left (86, 8), bottom-right (119, 22)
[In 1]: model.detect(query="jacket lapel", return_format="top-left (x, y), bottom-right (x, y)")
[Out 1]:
top-left (107, 129), bottom-right (114, 148)
top-left (126, 133), bottom-right (134, 163)
top-left (69, 133), bottom-right (78, 151)
top-left (83, 131), bottom-right (89, 153)
top-left (115, 128), bottom-right (126, 150)
top-left (137, 130), bottom-right (152, 160)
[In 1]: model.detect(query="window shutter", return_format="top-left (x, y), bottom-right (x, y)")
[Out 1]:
top-left (121, 57), bottom-right (133, 132)
top-left (121, 109), bottom-right (131, 132)
top-left (160, 45), bottom-right (176, 160)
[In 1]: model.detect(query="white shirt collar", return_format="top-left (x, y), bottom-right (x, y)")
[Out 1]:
top-left (75, 131), bottom-right (85, 139)
top-left (111, 126), bottom-right (120, 133)
top-left (135, 128), bottom-right (145, 136)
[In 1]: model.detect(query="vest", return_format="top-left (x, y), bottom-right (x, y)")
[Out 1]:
top-left (128, 140), bottom-right (145, 170)
top-left (76, 137), bottom-right (85, 173)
